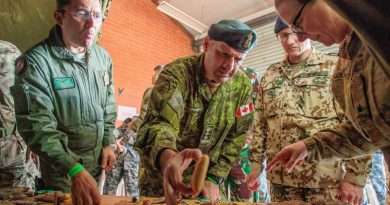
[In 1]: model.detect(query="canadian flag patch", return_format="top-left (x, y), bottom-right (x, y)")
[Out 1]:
top-left (236, 102), bottom-right (254, 118)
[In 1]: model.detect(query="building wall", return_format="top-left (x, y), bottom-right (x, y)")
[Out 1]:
top-left (98, 0), bottom-right (195, 124)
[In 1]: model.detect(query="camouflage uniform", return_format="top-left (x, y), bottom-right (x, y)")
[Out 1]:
top-left (132, 86), bottom-right (153, 131)
top-left (104, 127), bottom-right (140, 197)
top-left (134, 54), bottom-right (254, 197)
top-left (0, 40), bottom-right (35, 191)
top-left (250, 49), bottom-right (371, 203)
top-left (301, 1), bottom-right (390, 168)
top-left (11, 26), bottom-right (117, 191)
top-left (224, 67), bottom-right (260, 202)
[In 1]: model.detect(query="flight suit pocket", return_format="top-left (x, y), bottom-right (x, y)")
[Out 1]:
top-left (93, 70), bottom-right (108, 107)
top-left (53, 78), bottom-right (81, 127)
top-left (66, 125), bottom-right (98, 151)
top-left (294, 76), bottom-right (336, 118)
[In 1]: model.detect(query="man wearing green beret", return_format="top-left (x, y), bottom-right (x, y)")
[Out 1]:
top-left (134, 19), bottom-right (257, 204)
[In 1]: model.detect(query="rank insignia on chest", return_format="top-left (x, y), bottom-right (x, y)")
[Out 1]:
top-left (103, 71), bottom-right (109, 86)
top-left (236, 102), bottom-right (254, 118)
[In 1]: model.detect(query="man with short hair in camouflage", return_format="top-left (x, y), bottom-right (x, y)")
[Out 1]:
top-left (104, 117), bottom-right (140, 201)
top-left (132, 65), bottom-right (164, 132)
top-left (0, 40), bottom-right (35, 191)
top-left (246, 18), bottom-right (371, 204)
top-left (135, 19), bottom-right (257, 204)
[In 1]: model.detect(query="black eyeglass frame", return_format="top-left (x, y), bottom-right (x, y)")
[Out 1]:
top-left (290, 0), bottom-right (310, 34)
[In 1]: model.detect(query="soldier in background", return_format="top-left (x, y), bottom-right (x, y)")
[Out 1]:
top-left (223, 66), bottom-right (267, 202)
top-left (0, 40), bottom-right (35, 191)
top-left (135, 20), bottom-right (258, 204)
top-left (132, 65), bottom-right (164, 132)
top-left (247, 18), bottom-right (371, 204)
top-left (104, 117), bottom-right (140, 201)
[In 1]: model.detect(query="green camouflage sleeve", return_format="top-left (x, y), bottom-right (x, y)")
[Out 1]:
top-left (249, 81), bottom-right (267, 171)
top-left (102, 59), bottom-right (116, 147)
top-left (207, 78), bottom-right (254, 178)
top-left (135, 67), bottom-right (184, 170)
top-left (11, 57), bottom-right (81, 175)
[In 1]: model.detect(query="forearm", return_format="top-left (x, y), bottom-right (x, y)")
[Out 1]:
top-left (17, 114), bottom-right (81, 175)
top-left (304, 121), bottom-right (377, 162)
top-left (147, 123), bottom-right (179, 171)
top-left (159, 148), bottom-right (177, 172)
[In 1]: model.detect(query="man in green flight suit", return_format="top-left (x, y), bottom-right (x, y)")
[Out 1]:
top-left (11, 0), bottom-right (117, 204)
top-left (134, 20), bottom-right (258, 205)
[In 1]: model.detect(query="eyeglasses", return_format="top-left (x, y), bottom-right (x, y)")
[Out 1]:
top-left (59, 9), bottom-right (102, 21)
top-left (290, 0), bottom-right (309, 34)
top-left (277, 32), bottom-right (297, 41)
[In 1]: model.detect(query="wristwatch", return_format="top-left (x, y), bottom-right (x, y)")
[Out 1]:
top-left (207, 174), bottom-right (225, 185)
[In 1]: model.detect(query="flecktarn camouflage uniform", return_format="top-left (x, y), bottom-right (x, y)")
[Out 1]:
top-left (250, 48), bottom-right (371, 203)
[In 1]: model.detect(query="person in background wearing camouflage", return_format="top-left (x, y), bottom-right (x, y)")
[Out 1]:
top-left (104, 117), bottom-right (140, 201)
top-left (0, 40), bottom-right (35, 192)
top-left (134, 20), bottom-right (258, 204)
top-left (10, 0), bottom-right (117, 204)
top-left (247, 18), bottom-right (371, 204)
top-left (267, 1), bottom-right (390, 192)
top-left (223, 132), bottom-right (255, 202)
top-left (132, 65), bottom-right (164, 131)
top-left (223, 66), bottom-right (266, 202)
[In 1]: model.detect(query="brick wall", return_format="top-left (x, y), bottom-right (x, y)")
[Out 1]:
top-left (98, 0), bottom-right (195, 125)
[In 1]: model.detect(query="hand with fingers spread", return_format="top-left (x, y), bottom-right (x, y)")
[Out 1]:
top-left (246, 168), bottom-right (261, 191)
top-left (71, 169), bottom-right (101, 205)
top-left (266, 141), bottom-right (308, 173)
top-left (337, 182), bottom-right (363, 205)
top-left (101, 146), bottom-right (116, 171)
top-left (159, 148), bottom-right (203, 205)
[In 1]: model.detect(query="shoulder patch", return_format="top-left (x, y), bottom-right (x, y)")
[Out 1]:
top-left (15, 57), bottom-right (29, 76)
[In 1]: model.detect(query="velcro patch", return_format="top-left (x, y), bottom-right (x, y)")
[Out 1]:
top-left (53, 77), bottom-right (76, 90)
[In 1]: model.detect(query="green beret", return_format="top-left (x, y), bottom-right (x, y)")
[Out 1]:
top-left (274, 16), bottom-right (289, 34)
top-left (208, 19), bottom-right (257, 53)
